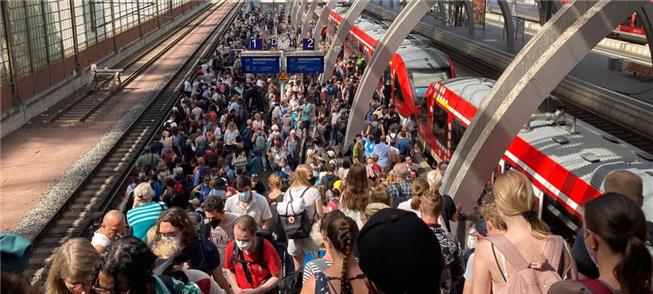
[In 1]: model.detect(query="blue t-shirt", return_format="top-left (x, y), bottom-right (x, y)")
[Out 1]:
top-left (184, 238), bottom-right (221, 274)
top-left (373, 143), bottom-right (390, 168)
top-left (126, 202), bottom-right (166, 241)
top-left (396, 138), bottom-right (412, 156)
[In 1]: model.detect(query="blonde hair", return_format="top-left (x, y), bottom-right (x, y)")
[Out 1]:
top-left (268, 173), bottom-right (282, 189)
top-left (152, 238), bottom-right (182, 259)
top-left (426, 170), bottom-right (442, 193)
top-left (420, 190), bottom-right (443, 218)
top-left (290, 164), bottom-right (312, 188)
top-left (134, 182), bottom-right (155, 199)
top-left (410, 177), bottom-right (430, 210)
top-left (46, 238), bottom-right (99, 294)
top-left (479, 200), bottom-right (507, 231)
top-left (493, 170), bottom-right (549, 238)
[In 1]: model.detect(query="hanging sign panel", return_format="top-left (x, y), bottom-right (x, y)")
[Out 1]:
top-left (241, 56), bottom-right (281, 74)
top-left (287, 55), bottom-right (324, 73)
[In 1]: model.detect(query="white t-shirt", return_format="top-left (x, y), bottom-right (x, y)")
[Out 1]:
top-left (397, 199), bottom-right (421, 217)
top-left (91, 230), bottom-right (111, 248)
top-left (282, 186), bottom-right (321, 222)
top-left (224, 192), bottom-right (272, 226)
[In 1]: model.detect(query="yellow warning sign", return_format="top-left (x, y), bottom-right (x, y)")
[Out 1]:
top-left (278, 71), bottom-right (288, 81)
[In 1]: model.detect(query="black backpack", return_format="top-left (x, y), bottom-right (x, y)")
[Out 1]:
top-left (278, 188), bottom-right (313, 240)
top-left (230, 234), bottom-right (277, 290)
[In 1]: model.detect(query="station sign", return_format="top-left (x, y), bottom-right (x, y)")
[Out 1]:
top-left (287, 55), bottom-right (324, 73)
top-left (240, 51), bottom-right (282, 74)
top-left (270, 38), bottom-right (278, 48)
top-left (302, 38), bottom-right (316, 50)
top-left (250, 38), bottom-right (263, 50)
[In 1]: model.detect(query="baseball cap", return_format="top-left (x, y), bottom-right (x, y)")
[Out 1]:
top-left (357, 209), bottom-right (443, 293)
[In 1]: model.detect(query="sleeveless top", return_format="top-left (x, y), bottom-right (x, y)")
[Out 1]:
top-left (314, 271), bottom-right (366, 294)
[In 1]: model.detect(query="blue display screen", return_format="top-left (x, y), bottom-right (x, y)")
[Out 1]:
top-left (287, 56), bottom-right (324, 73)
top-left (241, 56), bottom-right (280, 74)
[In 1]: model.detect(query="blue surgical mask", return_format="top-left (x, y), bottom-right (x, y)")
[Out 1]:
top-left (238, 191), bottom-right (252, 202)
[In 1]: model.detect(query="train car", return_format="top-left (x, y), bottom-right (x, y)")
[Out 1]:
top-left (328, 8), bottom-right (455, 118)
top-left (418, 77), bottom-right (653, 238)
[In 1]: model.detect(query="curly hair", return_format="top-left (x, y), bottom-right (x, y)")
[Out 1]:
top-left (156, 207), bottom-right (196, 248)
top-left (96, 237), bottom-right (156, 293)
top-left (326, 215), bottom-right (359, 292)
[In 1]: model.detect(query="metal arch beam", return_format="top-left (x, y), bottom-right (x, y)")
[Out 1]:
top-left (440, 0), bottom-right (652, 213)
top-left (300, 0), bottom-right (320, 39)
top-left (343, 0), bottom-right (438, 146)
top-left (462, 0), bottom-right (474, 35)
top-left (290, 0), bottom-right (299, 25)
top-left (537, 0), bottom-right (553, 25)
top-left (320, 0), bottom-right (371, 84)
top-left (437, 1), bottom-right (447, 25)
top-left (637, 6), bottom-right (653, 65)
top-left (293, 0), bottom-right (308, 31)
top-left (497, 0), bottom-right (515, 50)
top-left (312, 0), bottom-right (339, 41)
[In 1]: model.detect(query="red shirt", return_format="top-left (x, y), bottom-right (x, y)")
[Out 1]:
top-left (225, 238), bottom-right (281, 289)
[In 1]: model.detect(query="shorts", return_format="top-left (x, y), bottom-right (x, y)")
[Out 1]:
top-left (287, 237), bottom-right (318, 257)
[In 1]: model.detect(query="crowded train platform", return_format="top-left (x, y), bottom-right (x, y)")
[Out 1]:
top-left (1, 0), bottom-right (653, 293)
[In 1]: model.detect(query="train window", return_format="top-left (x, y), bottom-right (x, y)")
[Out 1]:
top-left (413, 86), bottom-right (428, 107)
top-left (420, 92), bottom-right (429, 124)
top-left (432, 104), bottom-right (448, 146)
top-left (451, 119), bottom-right (466, 152)
top-left (394, 75), bottom-right (403, 102)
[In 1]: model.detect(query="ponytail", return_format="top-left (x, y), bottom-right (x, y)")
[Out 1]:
top-left (616, 236), bottom-right (652, 294)
top-left (339, 220), bottom-right (352, 292)
top-left (585, 192), bottom-right (652, 294)
top-left (326, 216), bottom-right (359, 292)
top-left (521, 210), bottom-right (550, 239)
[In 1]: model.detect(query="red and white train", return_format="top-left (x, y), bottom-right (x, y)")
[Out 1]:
top-left (329, 6), bottom-right (653, 238)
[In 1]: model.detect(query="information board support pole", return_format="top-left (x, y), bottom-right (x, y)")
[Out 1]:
top-left (280, 50), bottom-right (287, 100)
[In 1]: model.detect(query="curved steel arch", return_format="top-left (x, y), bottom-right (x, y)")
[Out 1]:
top-left (343, 0), bottom-right (438, 146)
top-left (293, 0), bottom-right (308, 31)
top-left (300, 0), bottom-right (320, 39)
top-left (440, 0), bottom-right (653, 213)
top-left (312, 0), bottom-right (339, 41)
top-left (497, 0), bottom-right (515, 50)
top-left (320, 0), bottom-right (372, 84)
top-left (637, 6), bottom-right (653, 65)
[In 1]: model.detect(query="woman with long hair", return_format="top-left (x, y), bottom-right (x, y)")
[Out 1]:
top-left (472, 170), bottom-right (576, 294)
top-left (301, 215), bottom-right (367, 294)
top-left (223, 121), bottom-right (240, 153)
top-left (46, 238), bottom-right (99, 294)
top-left (281, 164), bottom-right (325, 269)
top-left (551, 193), bottom-right (652, 294)
top-left (339, 163), bottom-right (370, 229)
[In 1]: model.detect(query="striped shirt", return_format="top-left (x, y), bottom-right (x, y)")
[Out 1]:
top-left (127, 202), bottom-right (167, 241)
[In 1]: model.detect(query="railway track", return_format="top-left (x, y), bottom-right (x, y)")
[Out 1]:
top-left (23, 1), bottom-right (242, 286)
top-left (47, 2), bottom-right (217, 125)
top-left (363, 4), bottom-right (653, 156)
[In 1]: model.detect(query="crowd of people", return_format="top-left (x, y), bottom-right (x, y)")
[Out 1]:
top-left (1, 4), bottom-right (652, 294)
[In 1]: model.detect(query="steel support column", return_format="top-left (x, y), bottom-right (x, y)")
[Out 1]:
top-left (293, 0), bottom-right (307, 32)
top-left (497, 0), bottom-right (515, 51)
top-left (320, 0), bottom-right (371, 84)
top-left (462, 0), bottom-right (474, 35)
top-left (440, 0), bottom-right (652, 213)
top-left (343, 0), bottom-right (437, 146)
top-left (300, 0), bottom-right (319, 39)
top-left (1, 1), bottom-right (21, 106)
top-left (637, 6), bottom-right (653, 65)
top-left (437, 2), bottom-right (447, 25)
top-left (312, 0), bottom-right (338, 41)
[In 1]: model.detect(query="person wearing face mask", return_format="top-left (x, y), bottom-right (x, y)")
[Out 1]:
top-left (225, 176), bottom-right (272, 229)
top-left (203, 196), bottom-right (241, 262)
top-left (550, 193), bottom-right (653, 294)
top-left (156, 207), bottom-right (232, 294)
top-left (225, 215), bottom-right (282, 294)
top-left (91, 210), bottom-right (126, 253)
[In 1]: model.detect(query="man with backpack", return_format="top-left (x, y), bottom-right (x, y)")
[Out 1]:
top-left (225, 215), bottom-right (282, 294)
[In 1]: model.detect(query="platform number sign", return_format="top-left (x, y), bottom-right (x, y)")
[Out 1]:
top-left (302, 38), bottom-right (315, 50)
top-left (250, 38), bottom-right (263, 50)
top-left (270, 38), bottom-right (277, 48)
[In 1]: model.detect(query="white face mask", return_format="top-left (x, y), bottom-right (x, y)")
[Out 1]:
top-left (236, 239), bottom-right (252, 251)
